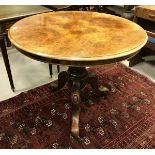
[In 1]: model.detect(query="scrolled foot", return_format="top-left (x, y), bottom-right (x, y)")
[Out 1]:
top-left (49, 71), bottom-right (68, 92)
top-left (98, 85), bottom-right (109, 96)
top-left (88, 72), bottom-right (109, 97)
top-left (71, 109), bottom-right (80, 138)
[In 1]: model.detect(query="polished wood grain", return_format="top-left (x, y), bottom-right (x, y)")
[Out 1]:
top-left (8, 11), bottom-right (147, 65)
top-left (134, 5), bottom-right (155, 22)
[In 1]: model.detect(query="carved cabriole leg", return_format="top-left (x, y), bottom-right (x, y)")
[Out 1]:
top-left (71, 81), bottom-right (80, 137)
top-left (49, 71), bottom-right (68, 92)
top-left (88, 72), bottom-right (109, 98)
top-left (88, 73), bottom-right (100, 95)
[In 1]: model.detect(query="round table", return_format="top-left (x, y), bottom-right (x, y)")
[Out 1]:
top-left (8, 11), bottom-right (147, 138)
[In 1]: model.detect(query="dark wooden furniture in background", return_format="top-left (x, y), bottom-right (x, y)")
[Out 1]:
top-left (43, 5), bottom-right (91, 11)
top-left (129, 5), bottom-right (155, 66)
top-left (0, 34), bottom-right (15, 91)
top-left (0, 5), bottom-right (58, 91)
top-left (133, 5), bottom-right (155, 50)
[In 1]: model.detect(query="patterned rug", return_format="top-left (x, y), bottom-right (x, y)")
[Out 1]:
top-left (0, 63), bottom-right (155, 149)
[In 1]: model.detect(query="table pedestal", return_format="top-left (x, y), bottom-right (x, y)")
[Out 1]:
top-left (49, 66), bottom-right (109, 138)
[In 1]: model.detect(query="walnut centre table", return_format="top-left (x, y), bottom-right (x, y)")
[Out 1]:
top-left (8, 11), bottom-right (147, 138)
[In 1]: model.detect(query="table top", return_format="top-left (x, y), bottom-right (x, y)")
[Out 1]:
top-left (0, 5), bottom-right (51, 23)
top-left (8, 11), bottom-right (147, 66)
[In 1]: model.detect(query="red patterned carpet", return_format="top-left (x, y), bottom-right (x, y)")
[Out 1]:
top-left (0, 63), bottom-right (155, 149)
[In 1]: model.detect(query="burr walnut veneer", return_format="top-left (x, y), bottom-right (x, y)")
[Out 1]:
top-left (8, 11), bottom-right (147, 138)
top-left (9, 11), bottom-right (147, 66)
